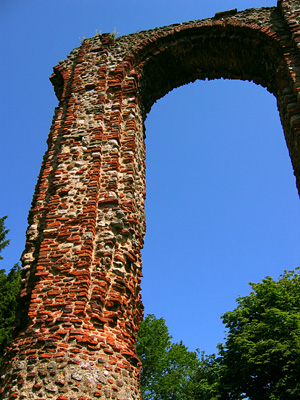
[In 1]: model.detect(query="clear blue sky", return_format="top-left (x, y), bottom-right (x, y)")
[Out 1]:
top-left (1, 0), bottom-right (299, 356)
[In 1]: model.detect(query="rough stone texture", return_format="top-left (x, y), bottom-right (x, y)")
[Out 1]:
top-left (1, 1), bottom-right (300, 398)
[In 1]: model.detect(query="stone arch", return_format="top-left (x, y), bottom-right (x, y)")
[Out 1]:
top-left (124, 11), bottom-right (300, 192)
top-left (1, 2), bottom-right (300, 399)
top-left (141, 76), bottom-right (298, 354)
top-left (136, 23), bottom-right (281, 112)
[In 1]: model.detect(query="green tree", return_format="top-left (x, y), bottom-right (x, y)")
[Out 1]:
top-left (218, 268), bottom-right (300, 400)
top-left (137, 269), bottom-right (300, 400)
top-left (190, 352), bottom-right (222, 400)
top-left (136, 314), bottom-right (200, 400)
top-left (0, 216), bottom-right (21, 362)
top-left (0, 216), bottom-right (10, 260)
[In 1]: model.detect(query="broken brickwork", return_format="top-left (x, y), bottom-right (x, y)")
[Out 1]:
top-left (1, 0), bottom-right (300, 398)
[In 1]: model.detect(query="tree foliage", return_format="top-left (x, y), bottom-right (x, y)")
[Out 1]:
top-left (0, 216), bottom-right (21, 362)
top-left (0, 264), bottom-right (21, 361)
top-left (136, 314), bottom-right (200, 400)
top-left (219, 268), bottom-right (300, 400)
top-left (190, 352), bottom-right (222, 400)
top-left (0, 216), bottom-right (10, 260)
top-left (137, 269), bottom-right (300, 400)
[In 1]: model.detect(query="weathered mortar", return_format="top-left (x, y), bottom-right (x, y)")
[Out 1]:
top-left (1, 1), bottom-right (300, 398)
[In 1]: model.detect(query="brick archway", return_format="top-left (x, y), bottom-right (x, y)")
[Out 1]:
top-left (1, 1), bottom-right (300, 399)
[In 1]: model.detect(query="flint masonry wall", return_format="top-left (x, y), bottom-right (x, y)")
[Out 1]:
top-left (1, 1), bottom-right (300, 399)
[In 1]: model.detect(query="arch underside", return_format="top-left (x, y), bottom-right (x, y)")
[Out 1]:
top-left (133, 20), bottom-right (300, 194)
top-left (138, 25), bottom-right (282, 114)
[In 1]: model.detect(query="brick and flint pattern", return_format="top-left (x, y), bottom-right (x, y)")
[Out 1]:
top-left (1, 1), bottom-right (300, 399)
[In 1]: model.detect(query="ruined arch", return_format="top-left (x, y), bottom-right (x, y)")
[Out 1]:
top-left (137, 23), bottom-right (279, 112)
top-left (142, 77), bottom-right (298, 353)
top-left (1, 1), bottom-right (300, 399)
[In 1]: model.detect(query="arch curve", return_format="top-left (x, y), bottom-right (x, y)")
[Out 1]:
top-left (121, 7), bottom-right (283, 112)
top-left (120, 5), bottom-right (300, 192)
top-left (137, 22), bottom-right (282, 114)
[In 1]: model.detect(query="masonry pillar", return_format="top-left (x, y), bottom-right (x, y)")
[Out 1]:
top-left (0, 34), bottom-right (146, 399)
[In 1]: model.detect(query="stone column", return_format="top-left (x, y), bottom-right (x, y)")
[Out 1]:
top-left (0, 34), bottom-right (145, 400)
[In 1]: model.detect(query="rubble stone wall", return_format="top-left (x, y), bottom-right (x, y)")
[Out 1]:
top-left (1, 1), bottom-right (300, 399)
